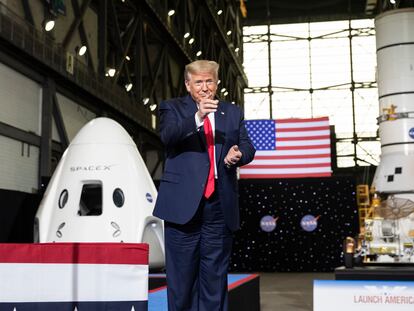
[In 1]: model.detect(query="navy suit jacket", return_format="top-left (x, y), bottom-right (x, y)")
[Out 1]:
top-left (153, 95), bottom-right (255, 231)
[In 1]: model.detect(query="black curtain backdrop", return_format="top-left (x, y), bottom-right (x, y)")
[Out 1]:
top-left (1, 175), bottom-right (358, 272)
top-left (0, 189), bottom-right (41, 242)
top-left (230, 176), bottom-right (359, 272)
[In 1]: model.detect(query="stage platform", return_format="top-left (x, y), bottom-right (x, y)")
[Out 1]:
top-left (335, 264), bottom-right (414, 281)
top-left (149, 274), bottom-right (260, 311)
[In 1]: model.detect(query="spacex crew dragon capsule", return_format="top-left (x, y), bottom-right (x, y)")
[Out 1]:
top-left (34, 117), bottom-right (165, 269)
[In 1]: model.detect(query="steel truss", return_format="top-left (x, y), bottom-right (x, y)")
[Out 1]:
top-left (244, 22), bottom-right (378, 167)
top-left (0, 0), bottom-right (246, 183)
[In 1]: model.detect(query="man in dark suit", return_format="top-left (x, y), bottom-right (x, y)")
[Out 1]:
top-left (153, 60), bottom-right (255, 311)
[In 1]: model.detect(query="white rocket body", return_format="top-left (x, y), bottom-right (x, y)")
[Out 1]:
top-left (372, 8), bottom-right (414, 198)
top-left (367, 9), bottom-right (414, 262)
top-left (35, 117), bottom-right (165, 269)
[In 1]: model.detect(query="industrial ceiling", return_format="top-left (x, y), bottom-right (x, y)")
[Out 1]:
top-left (243, 0), bottom-right (414, 25)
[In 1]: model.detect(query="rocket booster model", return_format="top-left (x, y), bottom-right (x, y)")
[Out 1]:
top-left (373, 8), bottom-right (414, 199)
top-left (364, 9), bottom-right (414, 263)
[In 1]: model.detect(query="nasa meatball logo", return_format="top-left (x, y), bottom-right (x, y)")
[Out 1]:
top-left (260, 215), bottom-right (278, 232)
top-left (409, 128), bottom-right (414, 139)
top-left (146, 193), bottom-right (153, 203)
top-left (300, 215), bottom-right (320, 232)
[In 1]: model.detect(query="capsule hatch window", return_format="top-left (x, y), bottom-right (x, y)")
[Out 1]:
top-left (78, 182), bottom-right (102, 216)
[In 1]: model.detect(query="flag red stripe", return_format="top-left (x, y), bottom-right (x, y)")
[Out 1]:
top-left (275, 117), bottom-right (329, 123)
top-left (255, 153), bottom-right (331, 160)
top-left (276, 126), bottom-right (330, 132)
top-left (244, 163), bottom-right (331, 169)
top-left (240, 172), bottom-right (332, 179)
top-left (0, 243), bottom-right (149, 265)
top-left (276, 144), bottom-right (331, 150)
top-left (276, 135), bottom-right (330, 141)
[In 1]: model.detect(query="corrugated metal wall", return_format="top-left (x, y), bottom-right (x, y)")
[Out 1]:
top-left (0, 62), bottom-right (41, 134)
top-left (0, 62), bottom-right (41, 192)
top-left (0, 135), bottom-right (39, 192)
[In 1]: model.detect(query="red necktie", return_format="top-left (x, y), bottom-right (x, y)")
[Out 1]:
top-left (203, 116), bottom-right (215, 198)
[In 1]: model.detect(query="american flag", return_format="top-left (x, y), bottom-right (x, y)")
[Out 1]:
top-left (240, 117), bottom-right (332, 179)
top-left (0, 243), bottom-right (149, 310)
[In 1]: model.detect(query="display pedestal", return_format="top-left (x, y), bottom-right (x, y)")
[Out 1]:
top-left (149, 274), bottom-right (260, 311)
top-left (335, 264), bottom-right (414, 281)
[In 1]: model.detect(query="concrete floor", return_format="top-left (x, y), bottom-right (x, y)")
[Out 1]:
top-left (259, 272), bottom-right (334, 311)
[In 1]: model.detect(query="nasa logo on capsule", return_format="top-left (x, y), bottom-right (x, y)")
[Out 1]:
top-left (300, 215), bottom-right (320, 232)
top-left (409, 128), bottom-right (414, 139)
top-left (146, 193), bottom-right (153, 203)
top-left (260, 215), bottom-right (278, 232)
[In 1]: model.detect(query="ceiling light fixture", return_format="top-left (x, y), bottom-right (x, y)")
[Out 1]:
top-left (142, 98), bottom-right (150, 105)
top-left (168, 10), bottom-right (175, 16)
top-left (184, 32), bottom-right (190, 39)
top-left (44, 20), bottom-right (55, 31)
top-left (217, 10), bottom-right (223, 15)
top-left (125, 83), bottom-right (132, 92)
top-left (78, 45), bottom-right (87, 56)
top-left (150, 103), bottom-right (157, 111)
top-left (189, 38), bottom-right (195, 44)
top-left (226, 30), bottom-right (232, 36)
top-left (107, 68), bottom-right (116, 77)
top-left (196, 51), bottom-right (202, 56)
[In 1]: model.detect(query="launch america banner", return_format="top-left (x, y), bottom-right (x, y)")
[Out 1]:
top-left (0, 243), bottom-right (149, 310)
top-left (314, 280), bottom-right (414, 311)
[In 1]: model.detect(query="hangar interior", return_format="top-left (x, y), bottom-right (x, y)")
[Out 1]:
top-left (1, 0), bottom-right (414, 310)
top-left (1, 0), bottom-right (414, 278)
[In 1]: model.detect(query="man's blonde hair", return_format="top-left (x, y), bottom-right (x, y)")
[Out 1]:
top-left (184, 60), bottom-right (219, 81)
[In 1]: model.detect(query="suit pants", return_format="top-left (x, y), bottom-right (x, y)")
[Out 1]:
top-left (164, 190), bottom-right (233, 311)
